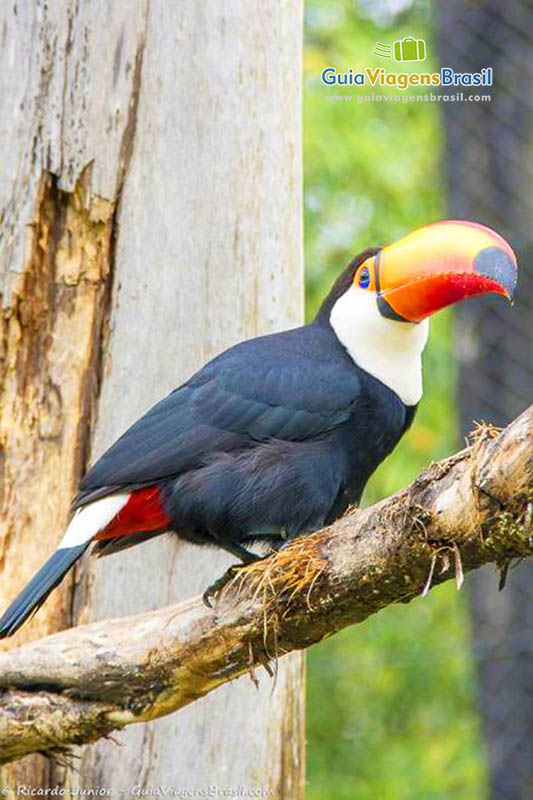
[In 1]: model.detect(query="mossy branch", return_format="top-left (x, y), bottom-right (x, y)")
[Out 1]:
top-left (0, 406), bottom-right (531, 764)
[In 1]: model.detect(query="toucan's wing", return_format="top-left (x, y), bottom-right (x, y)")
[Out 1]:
top-left (76, 329), bottom-right (361, 504)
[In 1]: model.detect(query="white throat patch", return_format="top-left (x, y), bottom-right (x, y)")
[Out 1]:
top-left (329, 285), bottom-right (429, 406)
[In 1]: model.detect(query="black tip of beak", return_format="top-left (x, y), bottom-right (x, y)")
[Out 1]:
top-left (474, 246), bottom-right (517, 299)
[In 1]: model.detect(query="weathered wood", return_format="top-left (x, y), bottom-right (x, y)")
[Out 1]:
top-left (0, 0), bottom-right (148, 784)
top-left (0, 405), bottom-right (531, 766)
top-left (0, 0), bottom-right (304, 793)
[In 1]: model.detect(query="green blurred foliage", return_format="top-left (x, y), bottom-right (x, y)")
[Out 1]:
top-left (307, 591), bottom-right (485, 800)
top-left (303, 1), bottom-right (487, 797)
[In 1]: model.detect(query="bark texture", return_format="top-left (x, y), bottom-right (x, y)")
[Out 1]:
top-left (0, 0), bottom-right (304, 794)
top-left (0, 405), bottom-right (531, 767)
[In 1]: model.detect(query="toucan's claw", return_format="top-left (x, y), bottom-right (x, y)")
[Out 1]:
top-left (202, 564), bottom-right (243, 608)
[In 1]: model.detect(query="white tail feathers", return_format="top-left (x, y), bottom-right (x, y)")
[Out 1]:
top-left (58, 493), bottom-right (131, 549)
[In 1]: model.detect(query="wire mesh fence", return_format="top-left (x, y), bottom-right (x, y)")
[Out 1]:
top-left (437, 2), bottom-right (533, 798)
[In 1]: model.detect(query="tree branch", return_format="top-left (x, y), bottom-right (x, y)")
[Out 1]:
top-left (0, 406), bottom-right (531, 764)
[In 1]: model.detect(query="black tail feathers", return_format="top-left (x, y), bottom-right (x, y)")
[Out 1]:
top-left (0, 544), bottom-right (88, 639)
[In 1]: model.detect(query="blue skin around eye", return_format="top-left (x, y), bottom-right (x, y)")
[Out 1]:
top-left (359, 269), bottom-right (370, 288)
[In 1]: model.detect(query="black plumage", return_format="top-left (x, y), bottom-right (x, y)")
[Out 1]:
top-left (78, 250), bottom-right (415, 557)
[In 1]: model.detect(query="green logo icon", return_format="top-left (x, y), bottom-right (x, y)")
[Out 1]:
top-left (373, 37), bottom-right (427, 62)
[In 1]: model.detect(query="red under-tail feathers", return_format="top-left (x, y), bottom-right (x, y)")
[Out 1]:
top-left (95, 486), bottom-right (171, 540)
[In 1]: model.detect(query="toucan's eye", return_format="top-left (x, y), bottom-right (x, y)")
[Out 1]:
top-left (359, 267), bottom-right (371, 289)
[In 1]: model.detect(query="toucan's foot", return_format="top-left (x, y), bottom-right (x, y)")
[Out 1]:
top-left (202, 563), bottom-right (247, 608)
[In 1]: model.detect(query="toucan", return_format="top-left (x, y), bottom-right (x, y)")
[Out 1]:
top-left (0, 220), bottom-right (517, 638)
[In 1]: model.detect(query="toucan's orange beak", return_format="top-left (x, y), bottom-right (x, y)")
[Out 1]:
top-left (356, 220), bottom-right (518, 323)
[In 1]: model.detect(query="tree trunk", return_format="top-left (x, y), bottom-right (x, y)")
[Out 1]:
top-left (437, 2), bottom-right (533, 797)
top-left (0, 1), bottom-right (304, 795)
